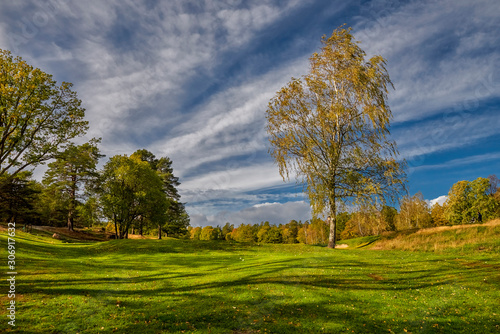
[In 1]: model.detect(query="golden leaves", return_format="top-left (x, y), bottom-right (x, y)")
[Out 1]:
top-left (265, 26), bottom-right (406, 227)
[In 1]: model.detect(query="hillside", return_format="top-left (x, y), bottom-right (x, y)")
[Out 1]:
top-left (368, 219), bottom-right (500, 253)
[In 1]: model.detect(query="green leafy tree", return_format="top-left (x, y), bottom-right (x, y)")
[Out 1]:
top-left (494, 188), bottom-right (500, 218)
top-left (0, 172), bottom-right (40, 226)
top-left (189, 226), bottom-right (202, 240)
top-left (222, 222), bottom-right (234, 240)
top-left (42, 140), bottom-right (102, 230)
top-left (131, 149), bottom-right (189, 237)
top-left (100, 155), bottom-right (168, 239)
top-left (231, 224), bottom-right (255, 243)
top-left (37, 179), bottom-right (67, 226)
top-left (77, 196), bottom-right (102, 228)
top-left (445, 177), bottom-right (499, 224)
top-left (0, 49), bottom-right (88, 178)
top-left (266, 27), bottom-right (406, 248)
top-left (335, 212), bottom-right (352, 236)
top-left (200, 226), bottom-right (220, 241)
top-left (259, 226), bottom-right (283, 244)
top-left (281, 220), bottom-right (299, 244)
top-left (381, 206), bottom-right (397, 231)
top-left (257, 225), bottom-right (271, 243)
top-left (340, 203), bottom-right (385, 239)
top-left (487, 175), bottom-right (499, 196)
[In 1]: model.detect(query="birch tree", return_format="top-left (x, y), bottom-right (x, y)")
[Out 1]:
top-left (266, 27), bottom-right (406, 248)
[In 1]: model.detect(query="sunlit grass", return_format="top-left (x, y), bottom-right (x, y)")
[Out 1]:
top-left (372, 219), bottom-right (500, 253)
top-left (1, 229), bottom-right (499, 333)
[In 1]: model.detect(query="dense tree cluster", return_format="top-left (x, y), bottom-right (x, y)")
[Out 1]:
top-left (0, 49), bottom-right (189, 238)
top-left (189, 220), bottom-right (331, 245)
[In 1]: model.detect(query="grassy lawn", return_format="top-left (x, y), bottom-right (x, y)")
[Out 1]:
top-left (1, 229), bottom-right (499, 333)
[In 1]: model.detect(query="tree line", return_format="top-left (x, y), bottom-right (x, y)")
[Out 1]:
top-left (189, 175), bottom-right (500, 244)
top-left (0, 49), bottom-right (189, 238)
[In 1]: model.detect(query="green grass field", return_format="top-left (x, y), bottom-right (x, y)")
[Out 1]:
top-left (1, 226), bottom-right (499, 333)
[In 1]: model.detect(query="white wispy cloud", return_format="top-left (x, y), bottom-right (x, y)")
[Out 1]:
top-left (354, 0), bottom-right (500, 123)
top-left (152, 57), bottom-right (308, 174)
top-left (412, 153), bottom-right (500, 173)
top-left (394, 110), bottom-right (500, 164)
top-left (180, 162), bottom-right (284, 201)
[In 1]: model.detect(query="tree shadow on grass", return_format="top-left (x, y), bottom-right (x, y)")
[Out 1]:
top-left (10, 239), bottom-right (500, 333)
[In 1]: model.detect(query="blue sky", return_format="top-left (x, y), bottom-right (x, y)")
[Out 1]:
top-left (1, 0), bottom-right (499, 227)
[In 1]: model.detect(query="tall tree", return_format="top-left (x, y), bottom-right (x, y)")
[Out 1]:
top-left (445, 177), bottom-right (499, 224)
top-left (131, 149), bottom-right (189, 237)
top-left (100, 155), bottom-right (168, 239)
top-left (266, 27), bottom-right (406, 248)
top-left (0, 49), bottom-right (88, 178)
top-left (42, 140), bottom-right (102, 230)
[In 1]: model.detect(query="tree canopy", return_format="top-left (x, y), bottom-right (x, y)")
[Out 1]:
top-left (0, 49), bottom-right (88, 178)
top-left (100, 154), bottom-right (168, 239)
top-left (266, 26), bottom-right (406, 248)
top-left (445, 177), bottom-right (499, 225)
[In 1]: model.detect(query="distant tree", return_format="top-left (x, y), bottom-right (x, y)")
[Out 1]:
top-left (430, 203), bottom-right (448, 227)
top-left (266, 27), bottom-right (406, 248)
top-left (297, 220), bottom-right (328, 245)
top-left (0, 49), bottom-right (88, 178)
top-left (0, 172), bottom-right (40, 226)
top-left (494, 188), bottom-right (500, 218)
top-left (396, 192), bottom-right (431, 230)
top-left (42, 140), bottom-right (102, 231)
top-left (257, 225), bottom-right (270, 243)
top-left (222, 222), bottom-right (234, 239)
top-left (77, 196), bottom-right (102, 227)
top-left (261, 226), bottom-right (283, 244)
top-left (231, 224), bottom-right (255, 243)
top-left (200, 226), bottom-right (218, 241)
top-left (131, 150), bottom-right (189, 237)
top-left (214, 226), bottom-right (223, 240)
top-left (100, 155), bottom-right (168, 239)
top-left (190, 226), bottom-right (202, 240)
top-left (445, 177), bottom-right (499, 224)
top-left (335, 212), bottom-right (352, 237)
top-left (341, 204), bottom-right (384, 239)
top-left (281, 220), bottom-right (299, 244)
top-left (381, 206), bottom-right (397, 231)
top-left (297, 223), bottom-right (308, 244)
top-left (37, 180), bottom-right (67, 226)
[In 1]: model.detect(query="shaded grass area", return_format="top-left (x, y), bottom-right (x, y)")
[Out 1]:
top-left (1, 230), bottom-right (499, 333)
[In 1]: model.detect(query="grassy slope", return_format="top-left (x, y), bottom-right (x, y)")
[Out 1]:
top-left (370, 219), bottom-right (500, 253)
top-left (0, 226), bottom-right (499, 333)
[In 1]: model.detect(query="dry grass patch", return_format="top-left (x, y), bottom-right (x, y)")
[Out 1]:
top-left (372, 219), bottom-right (500, 252)
top-left (415, 219), bottom-right (500, 235)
